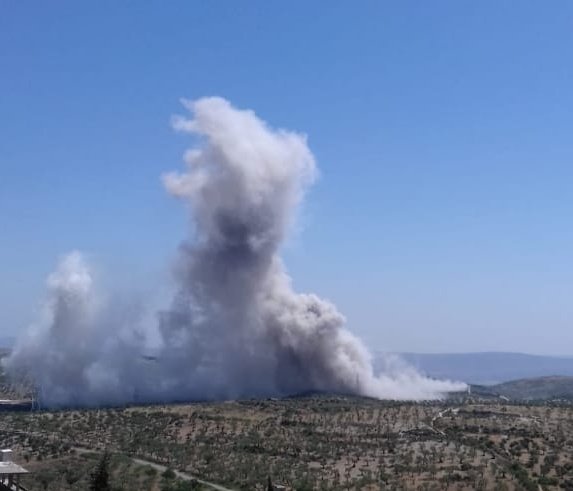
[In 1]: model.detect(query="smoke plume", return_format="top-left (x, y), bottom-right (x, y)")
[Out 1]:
top-left (5, 97), bottom-right (465, 407)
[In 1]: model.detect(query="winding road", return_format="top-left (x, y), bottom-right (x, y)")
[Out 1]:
top-left (130, 456), bottom-right (235, 491)
top-left (74, 447), bottom-right (235, 491)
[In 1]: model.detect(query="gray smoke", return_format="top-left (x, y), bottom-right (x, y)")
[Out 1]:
top-left (5, 97), bottom-right (466, 407)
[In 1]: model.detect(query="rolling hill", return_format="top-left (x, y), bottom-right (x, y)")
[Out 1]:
top-left (377, 352), bottom-right (573, 385)
top-left (488, 376), bottom-right (573, 401)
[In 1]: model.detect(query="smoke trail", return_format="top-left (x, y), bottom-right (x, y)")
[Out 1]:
top-left (5, 97), bottom-right (465, 406)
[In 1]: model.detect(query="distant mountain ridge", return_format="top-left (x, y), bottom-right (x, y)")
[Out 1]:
top-left (374, 352), bottom-right (573, 385)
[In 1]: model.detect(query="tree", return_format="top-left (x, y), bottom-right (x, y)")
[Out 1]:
top-left (90, 451), bottom-right (111, 491)
top-left (162, 468), bottom-right (176, 479)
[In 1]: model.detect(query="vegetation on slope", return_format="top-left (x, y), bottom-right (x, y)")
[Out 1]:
top-left (1, 396), bottom-right (573, 489)
top-left (491, 376), bottom-right (573, 401)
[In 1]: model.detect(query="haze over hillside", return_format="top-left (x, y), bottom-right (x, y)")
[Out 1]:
top-left (377, 352), bottom-right (573, 385)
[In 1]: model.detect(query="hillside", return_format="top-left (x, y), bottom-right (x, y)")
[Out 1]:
top-left (378, 352), bottom-right (573, 385)
top-left (490, 375), bottom-right (573, 401)
top-left (2, 396), bottom-right (573, 490)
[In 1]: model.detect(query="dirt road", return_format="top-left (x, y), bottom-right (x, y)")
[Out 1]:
top-left (74, 447), bottom-right (235, 491)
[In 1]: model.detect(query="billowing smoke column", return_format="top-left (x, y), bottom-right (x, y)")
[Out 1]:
top-left (5, 97), bottom-right (466, 407)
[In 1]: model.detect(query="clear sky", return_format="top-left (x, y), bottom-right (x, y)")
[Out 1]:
top-left (1, 2), bottom-right (572, 354)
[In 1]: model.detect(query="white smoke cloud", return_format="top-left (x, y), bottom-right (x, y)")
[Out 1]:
top-left (4, 97), bottom-right (465, 407)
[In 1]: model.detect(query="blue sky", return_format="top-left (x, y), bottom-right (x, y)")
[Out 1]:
top-left (1, 2), bottom-right (572, 354)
